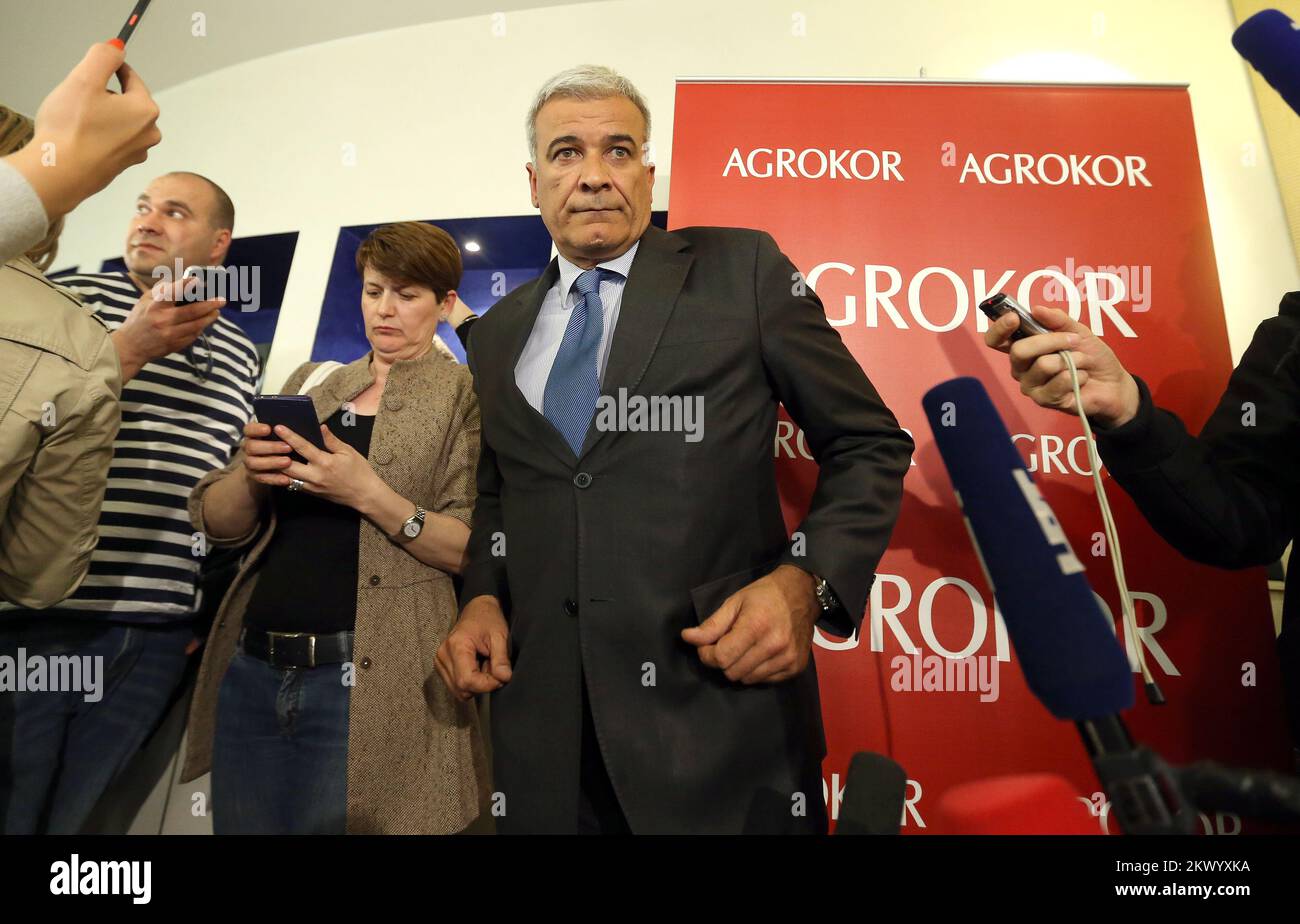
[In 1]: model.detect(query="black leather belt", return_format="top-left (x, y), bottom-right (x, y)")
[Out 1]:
top-left (240, 629), bottom-right (354, 669)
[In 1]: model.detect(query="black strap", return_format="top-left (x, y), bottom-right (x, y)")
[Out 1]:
top-left (240, 629), bottom-right (354, 668)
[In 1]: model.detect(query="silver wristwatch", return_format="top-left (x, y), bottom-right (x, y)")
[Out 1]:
top-left (393, 505), bottom-right (425, 544)
top-left (812, 574), bottom-right (841, 615)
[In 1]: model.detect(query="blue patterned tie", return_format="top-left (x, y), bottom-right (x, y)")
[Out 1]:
top-left (544, 268), bottom-right (609, 454)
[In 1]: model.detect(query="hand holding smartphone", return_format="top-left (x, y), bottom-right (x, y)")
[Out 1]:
top-left (252, 396), bottom-right (325, 465)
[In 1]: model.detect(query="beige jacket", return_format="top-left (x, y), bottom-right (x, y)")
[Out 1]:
top-left (0, 256), bottom-right (120, 608)
top-left (181, 350), bottom-right (490, 834)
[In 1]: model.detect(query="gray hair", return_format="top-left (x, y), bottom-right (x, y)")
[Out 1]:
top-left (526, 65), bottom-right (651, 162)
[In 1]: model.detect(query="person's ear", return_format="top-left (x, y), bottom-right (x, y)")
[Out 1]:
top-left (526, 161), bottom-right (540, 209)
top-left (441, 290), bottom-right (458, 321)
top-left (210, 228), bottom-right (232, 265)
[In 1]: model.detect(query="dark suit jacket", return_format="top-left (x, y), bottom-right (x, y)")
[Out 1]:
top-left (461, 224), bottom-right (913, 833)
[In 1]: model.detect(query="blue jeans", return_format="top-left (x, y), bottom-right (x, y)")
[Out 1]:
top-left (0, 618), bottom-right (193, 834)
top-left (211, 649), bottom-right (349, 834)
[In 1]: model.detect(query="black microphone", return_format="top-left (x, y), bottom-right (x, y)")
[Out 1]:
top-left (835, 752), bottom-right (908, 835)
top-left (1176, 761), bottom-right (1300, 823)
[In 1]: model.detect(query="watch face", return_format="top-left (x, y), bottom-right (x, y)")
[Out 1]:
top-left (403, 520), bottom-right (421, 537)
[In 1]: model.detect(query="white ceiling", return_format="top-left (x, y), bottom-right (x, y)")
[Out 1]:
top-left (1, 0), bottom-right (591, 115)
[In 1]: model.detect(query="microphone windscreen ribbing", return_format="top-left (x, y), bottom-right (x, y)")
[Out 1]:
top-left (922, 377), bottom-right (1134, 719)
top-left (1233, 9), bottom-right (1300, 118)
top-left (835, 752), bottom-right (908, 835)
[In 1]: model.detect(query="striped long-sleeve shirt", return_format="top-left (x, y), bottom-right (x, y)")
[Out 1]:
top-left (0, 270), bottom-right (261, 622)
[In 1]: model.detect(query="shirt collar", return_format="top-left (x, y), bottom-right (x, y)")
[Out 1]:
top-left (557, 239), bottom-right (640, 304)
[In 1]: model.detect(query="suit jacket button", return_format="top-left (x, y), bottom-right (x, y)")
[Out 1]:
top-left (384, 396), bottom-right (403, 411)
top-left (563, 598), bottom-right (578, 617)
top-left (374, 448), bottom-right (393, 466)
top-left (573, 472), bottom-right (592, 489)
top-left (360, 657), bottom-right (372, 670)
top-left (368, 575), bottom-right (380, 586)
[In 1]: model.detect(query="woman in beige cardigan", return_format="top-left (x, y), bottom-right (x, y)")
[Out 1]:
top-left (182, 222), bottom-right (488, 834)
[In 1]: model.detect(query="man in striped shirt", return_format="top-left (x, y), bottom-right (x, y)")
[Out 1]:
top-left (0, 172), bottom-right (260, 833)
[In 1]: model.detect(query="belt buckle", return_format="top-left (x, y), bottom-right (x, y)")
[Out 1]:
top-left (266, 631), bottom-right (315, 669)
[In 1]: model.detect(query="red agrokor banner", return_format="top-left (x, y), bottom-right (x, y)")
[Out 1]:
top-left (667, 79), bottom-right (1293, 834)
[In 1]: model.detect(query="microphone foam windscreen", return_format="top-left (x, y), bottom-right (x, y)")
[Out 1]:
top-left (836, 752), bottom-right (908, 835)
top-left (922, 377), bottom-right (1134, 719)
top-left (1233, 9), bottom-right (1300, 118)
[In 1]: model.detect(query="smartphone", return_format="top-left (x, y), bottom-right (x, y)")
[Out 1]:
top-left (978, 292), bottom-right (1050, 341)
top-left (252, 396), bottom-right (325, 464)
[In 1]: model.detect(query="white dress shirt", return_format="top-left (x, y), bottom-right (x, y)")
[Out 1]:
top-left (513, 241), bottom-right (640, 414)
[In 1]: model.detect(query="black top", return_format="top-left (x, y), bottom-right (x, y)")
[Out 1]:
top-left (243, 407), bottom-right (375, 635)
top-left (1095, 290), bottom-right (1300, 744)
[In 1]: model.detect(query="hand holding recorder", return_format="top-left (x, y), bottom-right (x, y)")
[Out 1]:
top-left (983, 297), bottom-right (1141, 429)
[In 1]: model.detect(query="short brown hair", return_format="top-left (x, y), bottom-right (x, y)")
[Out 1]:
top-left (354, 221), bottom-right (462, 301)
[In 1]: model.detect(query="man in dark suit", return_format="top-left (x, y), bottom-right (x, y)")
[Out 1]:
top-left (436, 65), bottom-right (913, 834)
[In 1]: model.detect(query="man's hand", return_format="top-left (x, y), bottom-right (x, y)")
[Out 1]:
top-left (984, 304), bottom-right (1141, 428)
top-left (112, 277), bottom-right (224, 381)
top-left (4, 42), bottom-right (161, 220)
top-left (436, 595), bottom-right (512, 701)
top-left (681, 565), bottom-right (819, 684)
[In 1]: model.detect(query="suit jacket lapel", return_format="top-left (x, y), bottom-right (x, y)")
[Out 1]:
top-left (502, 259), bottom-right (577, 468)
top-left (581, 225), bottom-right (694, 457)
